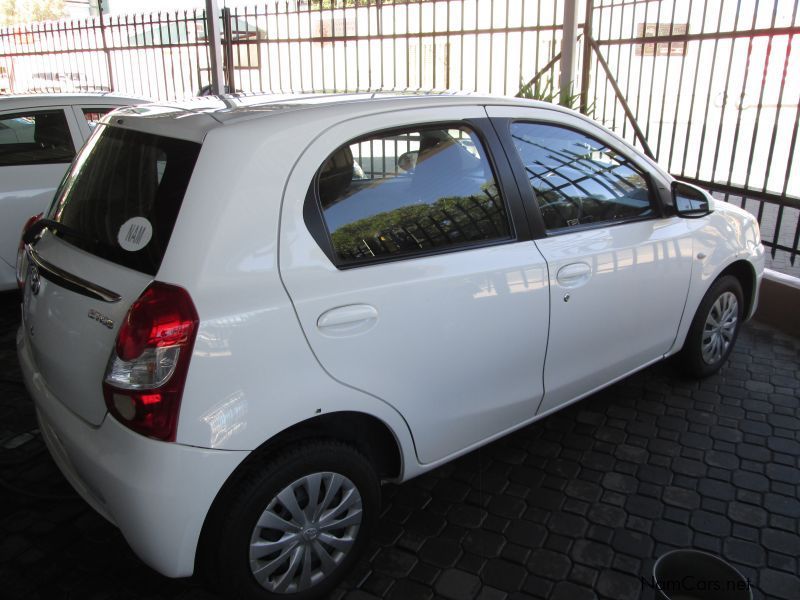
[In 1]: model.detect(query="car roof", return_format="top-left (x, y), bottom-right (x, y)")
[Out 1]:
top-left (0, 92), bottom-right (150, 110)
top-left (105, 91), bottom-right (579, 143)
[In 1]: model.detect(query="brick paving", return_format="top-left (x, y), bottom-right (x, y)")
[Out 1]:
top-left (0, 290), bottom-right (798, 600)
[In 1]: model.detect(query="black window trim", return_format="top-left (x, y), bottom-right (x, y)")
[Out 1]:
top-left (303, 118), bottom-right (530, 270)
top-left (492, 117), bottom-right (667, 239)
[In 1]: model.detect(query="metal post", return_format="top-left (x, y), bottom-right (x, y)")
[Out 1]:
top-left (205, 0), bottom-right (225, 94)
top-left (580, 0), bottom-right (594, 114)
top-left (98, 3), bottom-right (115, 91)
top-left (222, 7), bottom-right (234, 92)
top-left (559, 0), bottom-right (579, 106)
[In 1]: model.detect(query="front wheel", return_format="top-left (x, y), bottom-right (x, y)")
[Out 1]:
top-left (679, 275), bottom-right (744, 378)
top-left (203, 441), bottom-right (380, 600)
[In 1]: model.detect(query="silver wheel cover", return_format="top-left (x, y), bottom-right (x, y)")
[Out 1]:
top-left (249, 472), bottom-right (363, 594)
top-left (701, 291), bottom-right (738, 365)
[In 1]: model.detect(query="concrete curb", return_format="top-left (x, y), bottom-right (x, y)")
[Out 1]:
top-left (753, 269), bottom-right (800, 338)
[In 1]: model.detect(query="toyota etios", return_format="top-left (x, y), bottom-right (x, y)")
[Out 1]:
top-left (17, 93), bottom-right (763, 599)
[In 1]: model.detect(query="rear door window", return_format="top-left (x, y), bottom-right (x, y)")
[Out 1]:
top-left (49, 125), bottom-right (201, 275)
top-left (0, 109), bottom-right (75, 166)
top-left (315, 124), bottom-right (512, 266)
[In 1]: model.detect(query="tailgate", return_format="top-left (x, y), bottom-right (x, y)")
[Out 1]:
top-left (21, 233), bottom-right (152, 425)
top-left (19, 121), bottom-right (201, 426)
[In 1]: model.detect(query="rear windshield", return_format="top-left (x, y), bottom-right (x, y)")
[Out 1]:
top-left (49, 125), bottom-right (201, 275)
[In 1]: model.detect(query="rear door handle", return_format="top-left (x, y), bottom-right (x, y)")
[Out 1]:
top-left (556, 262), bottom-right (592, 288)
top-left (317, 304), bottom-right (378, 336)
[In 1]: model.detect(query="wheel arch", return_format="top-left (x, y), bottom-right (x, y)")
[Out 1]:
top-left (195, 410), bottom-right (402, 574)
top-left (718, 259), bottom-right (757, 319)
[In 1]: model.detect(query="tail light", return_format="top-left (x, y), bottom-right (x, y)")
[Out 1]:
top-left (103, 282), bottom-right (199, 441)
top-left (16, 213), bottom-right (42, 289)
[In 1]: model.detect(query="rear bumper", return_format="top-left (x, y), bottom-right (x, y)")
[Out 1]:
top-left (17, 325), bottom-right (249, 577)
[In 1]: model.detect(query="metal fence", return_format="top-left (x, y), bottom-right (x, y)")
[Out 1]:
top-left (583, 0), bottom-right (800, 267)
top-left (0, 0), bottom-right (797, 266)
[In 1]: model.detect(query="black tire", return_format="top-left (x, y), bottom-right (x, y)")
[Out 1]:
top-left (679, 275), bottom-right (744, 378)
top-left (202, 441), bottom-right (380, 600)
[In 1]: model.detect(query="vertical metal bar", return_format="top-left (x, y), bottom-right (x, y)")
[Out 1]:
top-left (580, 0), bottom-right (593, 115)
top-left (654, 0), bottom-right (678, 161)
top-left (709, 1), bottom-right (745, 185)
top-left (680, 0), bottom-right (710, 176)
top-left (762, 21), bottom-right (799, 193)
top-left (221, 7), bottom-right (234, 93)
top-left (592, 0), bottom-right (604, 120)
top-left (471, 0), bottom-right (479, 91)
top-left (560, 0), bottom-right (578, 105)
top-left (724, 1), bottom-right (763, 194)
top-left (620, 0), bottom-right (638, 138)
top-left (501, 0), bottom-right (509, 95)
top-left (308, 1), bottom-right (316, 92)
top-left (517, 0), bottom-right (526, 94)
top-left (194, 9), bottom-right (205, 92)
top-left (742, 2), bottom-right (780, 194)
top-left (433, 0), bottom-right (439, 89)
top-left (666, 0), bottom-right (695, 173)
top-left (205, 0), bottom-right (225, 94)
top-left (694, 4), bottom-right (726, 180)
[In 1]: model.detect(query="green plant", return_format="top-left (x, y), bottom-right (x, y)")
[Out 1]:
top-left (517, 76), bottom-right (594, 115)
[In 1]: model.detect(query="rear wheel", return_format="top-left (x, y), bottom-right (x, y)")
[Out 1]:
top-left (679, 275), bottom-right (743, 378)
top-left (203, 441), bottom-right (380, 600)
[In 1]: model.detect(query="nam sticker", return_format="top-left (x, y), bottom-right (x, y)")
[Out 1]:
top-left (118, 217), bottom-right (153, 252)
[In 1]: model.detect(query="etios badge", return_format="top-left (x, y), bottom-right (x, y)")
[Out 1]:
top-left (88, 309), bottom-right (114, 329)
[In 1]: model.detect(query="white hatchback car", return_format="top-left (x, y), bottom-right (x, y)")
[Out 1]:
top-left (0, 93), bottom-right (145, 290)
top-left (17, 93), bottom-right (763, 599)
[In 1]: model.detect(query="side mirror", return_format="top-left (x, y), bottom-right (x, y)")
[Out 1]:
top-left (397, 150), bottom-right (418, 172)
top-left (673, 181), bottom-right (712, 218)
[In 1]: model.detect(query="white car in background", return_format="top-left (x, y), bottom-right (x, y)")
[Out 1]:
top-left (17, 93), bottom-right (764, 599)
top-left (0, 93), bottom-right (146, 290)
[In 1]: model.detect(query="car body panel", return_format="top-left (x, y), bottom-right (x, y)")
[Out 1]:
top-left (276, 105), bottom-right (550, 465)
top-left (18, 325), bottom-right (248, 577)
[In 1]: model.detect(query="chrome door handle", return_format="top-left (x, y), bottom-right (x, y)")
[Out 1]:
top-left (556, 262), bottom-right (592, 288)
top-left (317, 304), bottom-right (378, 336)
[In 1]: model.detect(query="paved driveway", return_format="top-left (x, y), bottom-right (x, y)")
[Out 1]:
top-left (0, 292), bottom-right (798, 600)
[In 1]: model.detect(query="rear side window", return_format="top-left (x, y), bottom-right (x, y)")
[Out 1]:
top-left (316, 125), bottom-right (511, 266)
top-left (0, 109), bottom-right (75, 166)
top-left (50, 125), bottom-right (201, 275)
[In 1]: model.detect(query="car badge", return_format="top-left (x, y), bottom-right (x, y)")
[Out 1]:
top-left (88, 309), bottom-right (114, 330)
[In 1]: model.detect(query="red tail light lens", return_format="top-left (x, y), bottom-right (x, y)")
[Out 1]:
top-left (16, 213), bottom-right (42, 289)
top-left (103, 282), bottom-right (199, 441)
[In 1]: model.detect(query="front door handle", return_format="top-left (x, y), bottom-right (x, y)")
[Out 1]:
top-left (317, 304), bottom-right (378, 336)
top-left (556, 262), bottom-right (592, 288)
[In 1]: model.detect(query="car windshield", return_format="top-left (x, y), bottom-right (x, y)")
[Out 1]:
top-left (49, 125), bottom-right (201, 275)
